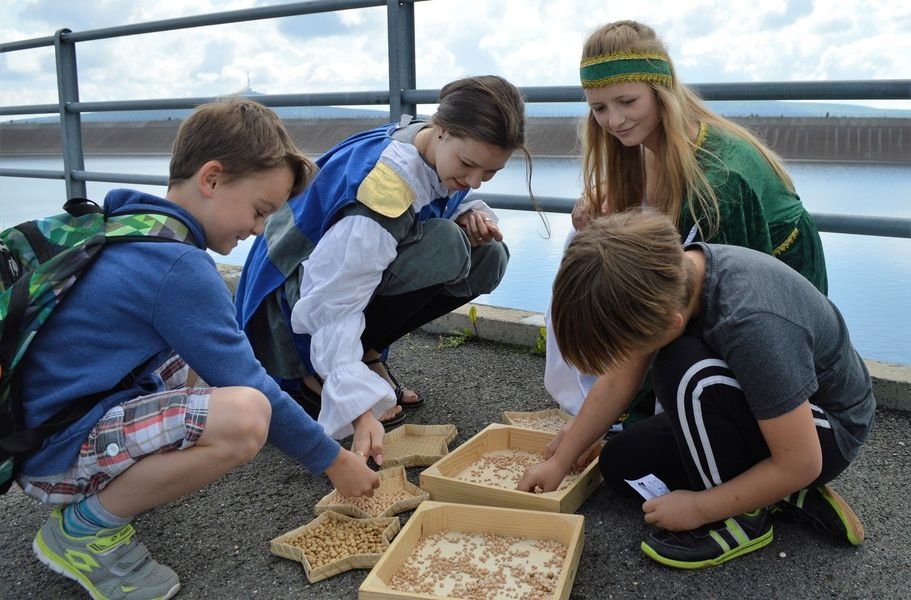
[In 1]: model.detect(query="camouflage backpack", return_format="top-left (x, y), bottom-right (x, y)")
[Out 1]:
top-left (0, 198), bottom-right (193, 493)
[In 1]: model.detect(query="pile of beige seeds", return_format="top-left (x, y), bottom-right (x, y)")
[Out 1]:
top-left (322, 486), bottom-right (416, 517)
top-left (455, 449), bottom-right (582, 491)
top-left (283, 517), bottom-right (390, 568)
top-left (507, 415), bottom-right (569, 434)
top-left (388, 531), bottom-right (567, 599)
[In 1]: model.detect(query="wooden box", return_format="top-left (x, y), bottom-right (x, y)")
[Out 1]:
top-left (502, 408), bottom-right (573, 433)
top-left (359, 500), bottom-right (584, 600)
top-left (419, 424), bottom-right (602, 513)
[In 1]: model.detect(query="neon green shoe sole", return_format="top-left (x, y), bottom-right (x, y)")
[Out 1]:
top-left (32, 508), bottom-right (180, 600)
top-left (641, 508), bottom-right (774, 569)
top-left (777, 484), bottom-right (865, 546)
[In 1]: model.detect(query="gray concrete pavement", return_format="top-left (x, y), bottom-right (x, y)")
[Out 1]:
top-left (2, 329), bottom-right (909, 599)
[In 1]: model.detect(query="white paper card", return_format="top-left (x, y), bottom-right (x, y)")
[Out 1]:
top-left (625, 474), bottom-right (670, 500)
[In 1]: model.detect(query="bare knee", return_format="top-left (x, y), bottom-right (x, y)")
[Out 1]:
top-left (206, 387), bottom-right (271, 464)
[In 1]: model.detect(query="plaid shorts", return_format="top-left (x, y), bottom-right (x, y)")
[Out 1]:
top-left (18, 356), bottom-right (210, 505)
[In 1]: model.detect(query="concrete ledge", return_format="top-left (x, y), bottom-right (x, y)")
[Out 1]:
top-left (218, 263), bottom-right (242, 296)
top-left (422, 303), bottom-right (546, 348)
top-left (422, 303), bottom-right (911, 413)
top-left (864, 361), bottom-right (911, 413)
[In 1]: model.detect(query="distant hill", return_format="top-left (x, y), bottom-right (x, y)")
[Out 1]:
top-left (4, 104), bottom-right (392, 125)
top-left (526, 100), bottom-right (911, 119)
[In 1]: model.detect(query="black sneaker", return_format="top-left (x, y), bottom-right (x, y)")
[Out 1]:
top-left (640, 508), bottom-right (774, 569)
top-left (775, 484), bottom-right (864, 545)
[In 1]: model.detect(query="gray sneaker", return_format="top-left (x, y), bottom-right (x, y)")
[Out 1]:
top-left (32, 507), bottom-right (180, 600)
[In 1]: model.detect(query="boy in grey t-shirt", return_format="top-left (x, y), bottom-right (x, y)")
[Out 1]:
top-left (518, 210), bottom-right (874, 570)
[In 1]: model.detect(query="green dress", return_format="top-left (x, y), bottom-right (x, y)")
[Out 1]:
top-left (627, 123), bottom-right (829, 425)
top-left (680, 123), bottom-right (828, 294)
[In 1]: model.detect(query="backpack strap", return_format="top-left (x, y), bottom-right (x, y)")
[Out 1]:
top-left (0, 278), bottom-right (30, 373)
top-left (63, 197), bottom-right (104, 217)
top-left (0, 355), bottom-right (156, 455)
top-left (1, 379), bottom-right (107, 454)
top-left (105, 212), bottom-right (195, 245)
top-left (13, 221), bottom-right (57, 265)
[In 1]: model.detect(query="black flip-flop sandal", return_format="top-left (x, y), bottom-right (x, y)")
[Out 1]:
top-left (289, 376), bottom-right (323, 419)
top-left (364, 357), bottom-right (425, 409)
top-left (379, 409), bottom-right (407, 428)
top-left (292, 373), bottom-right (408, 427)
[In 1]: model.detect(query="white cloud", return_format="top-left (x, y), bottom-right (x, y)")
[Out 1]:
top-left (1, 0), bottom-right (909, 109)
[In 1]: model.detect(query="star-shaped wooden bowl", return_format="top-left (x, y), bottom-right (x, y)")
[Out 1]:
top-left (381, 423), bottom-right (458, 468)
top-left (314, 465), bottom-right (429, 518)
top-left (270, 511), bottom-right (400, 583)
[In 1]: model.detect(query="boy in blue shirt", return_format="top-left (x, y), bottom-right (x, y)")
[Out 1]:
top-left (16, 97), bottom-right (379, 599)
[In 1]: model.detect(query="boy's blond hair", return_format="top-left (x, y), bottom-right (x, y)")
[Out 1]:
top-left (168, 96), bottom-right (315, 197)
top-left (551, 210), bottom-right (692, 374)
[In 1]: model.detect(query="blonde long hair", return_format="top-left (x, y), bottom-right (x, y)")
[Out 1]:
top-left (579, 20), bottom-right (794, 238)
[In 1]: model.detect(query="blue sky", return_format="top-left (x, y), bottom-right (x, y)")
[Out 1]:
top-left (2, 0), bottom-right (909, 111)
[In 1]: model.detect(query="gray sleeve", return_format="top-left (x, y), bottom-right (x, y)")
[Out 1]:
top-left (719, 313), bottom-right (819, 420)
top-left (336, 201), bottom-right (415, 242)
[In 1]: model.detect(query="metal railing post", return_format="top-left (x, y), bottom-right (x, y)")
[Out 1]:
top-left (53, 28), bottom-right (86, 199)
top-left (387, 0), bottom-right (417, 121)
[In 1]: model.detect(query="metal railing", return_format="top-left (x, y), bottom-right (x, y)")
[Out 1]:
top-left (1, 0), bottom-right (909, 238)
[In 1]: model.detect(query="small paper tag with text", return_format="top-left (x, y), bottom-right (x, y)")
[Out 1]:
top-left (625, 474), bottom-right (670, 500)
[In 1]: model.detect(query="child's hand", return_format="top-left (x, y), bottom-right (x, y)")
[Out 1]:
top-left (575, 441), bottom-right (602, 468)
top-left (324, 448), bottom-right (380, 498)
top-left (571, 197), bottom-right (592, 230)
top-left (642, 489), bottom-right (707, 531)
top-left (456, 211), bottom-right (503, 247)
top-left (352, 412), bottom-right (387, 466)
top-left (516, 458), bottom-right (568, 494)
top-left (543, 425), bottom-right (567, 459)
top-left (481, 217), bottom-right (503, 242)
top-left (572, 195), bottom-right (610, 230)
top-left (545, 424), bottom-right (599, 468)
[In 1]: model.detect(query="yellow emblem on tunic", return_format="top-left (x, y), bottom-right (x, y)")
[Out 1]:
top-left (356, 161), bottom-right (415, 218)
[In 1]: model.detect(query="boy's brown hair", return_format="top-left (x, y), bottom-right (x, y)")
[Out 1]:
top-left (168, 96), bottom-right (315, 197)
top-left (551, 209), bottom-right (691, 374)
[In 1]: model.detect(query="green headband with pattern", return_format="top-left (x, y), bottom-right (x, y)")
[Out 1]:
top-left (580, 51), bottom-right (673, 88)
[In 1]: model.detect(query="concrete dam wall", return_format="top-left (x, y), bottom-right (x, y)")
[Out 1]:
top-left (1, 116), bottom-right (908, 163)
top-left (739, 117), bottom-right (909, 163)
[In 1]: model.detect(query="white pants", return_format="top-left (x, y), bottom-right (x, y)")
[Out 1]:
top-left (542, 229), bottom-right (596, 415)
